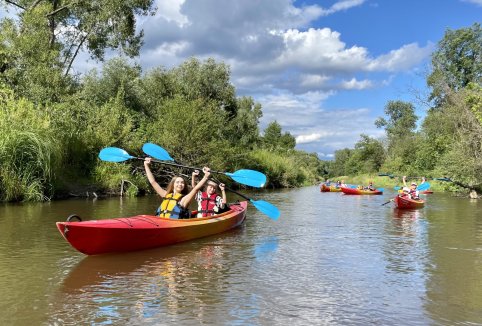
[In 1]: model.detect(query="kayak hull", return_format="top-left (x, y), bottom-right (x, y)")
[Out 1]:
top-left (320, 184), bottom-right (342, 192)
top-left (420, 190), bottom-right (433, 194)
top-left (340, 186), bottom-right (383, 195)
top-left (56, 201), bottom-right (247, 255)
top-left (394, 195), bottom-right (425, 209)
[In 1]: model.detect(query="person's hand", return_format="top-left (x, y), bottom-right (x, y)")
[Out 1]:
top-left (219, 183), bottom-right (225, 191)
top-left (202, 166), bottom-right (211, 178)
top-left (144, 157), bottom-right (152, 165)
top-left (192, 169), bottom-right (200, 177)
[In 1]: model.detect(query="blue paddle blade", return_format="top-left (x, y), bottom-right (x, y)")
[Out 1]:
top-left (435, 177), bottom-right (452, 182)
top-left (142, 143), bottom-right (174, 161)
top-left (99, 147), bottom-right (135, 162)
top-left (394, 186), bottom-right (401, 190)
top-left (225, 169), bottom-right (267, 188)
top-left (250, 199), bottom-right (280, 220)
top-left (417, 182), bottom-right (430, 191)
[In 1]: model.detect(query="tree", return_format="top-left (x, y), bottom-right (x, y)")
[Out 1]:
top-left (224, 96), bottom-right (262, 148)
top-left (1, 1), bottom-right (154, 102)
top-left (262, 121), bottom-right (296, 152)
top-left (169, 58), bottom-right (237, 116)
top-left (427, 23), bottom-right (482, 106)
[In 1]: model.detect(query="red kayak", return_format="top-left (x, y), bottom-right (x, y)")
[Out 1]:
top-left (394, 195), bottom-right (425, 209)
top-left (341, 186), bottom-right (383, 195)
top-left (320, 184), bottom-right (342, 192)
top-left (56, 201), bottom-right (247, 255)
top-left (420, 190), bottom-right (433, 194)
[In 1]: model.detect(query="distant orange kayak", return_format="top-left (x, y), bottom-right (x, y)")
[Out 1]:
top-left (341, 186), bottom-right (383, 195)
top-left (320, 184), bottom-right (342, 192)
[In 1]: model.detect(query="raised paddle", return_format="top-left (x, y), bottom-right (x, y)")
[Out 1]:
top-left (99, 146), bottom-right (266, 188)
top-left (142, 143), bottom-right (267, 188)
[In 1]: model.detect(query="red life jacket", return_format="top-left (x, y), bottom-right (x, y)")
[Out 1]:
top-left (199, 192), bottom-right (219, 217)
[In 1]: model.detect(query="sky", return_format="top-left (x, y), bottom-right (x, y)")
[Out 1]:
top-left (1, 0), bottom-right (481, 159)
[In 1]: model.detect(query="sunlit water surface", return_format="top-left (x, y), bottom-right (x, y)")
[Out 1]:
top-left (1, 186), bottom-right (481, 325)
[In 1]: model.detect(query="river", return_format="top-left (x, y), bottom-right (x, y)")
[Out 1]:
top-left (1, 186), bottom-right (481, 325)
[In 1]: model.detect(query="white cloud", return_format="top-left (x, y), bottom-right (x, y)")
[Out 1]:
top-left (340, 78), bottom-right (373, 90)
top-left (319, 0), bottom-right (366, 16)
top-left (461, 0), bottom-right (482, 6)
top-left (156, 0), bottom-right (190, 27)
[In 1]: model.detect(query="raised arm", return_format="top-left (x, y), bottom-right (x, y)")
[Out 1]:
top-left (180, 167), bottom-right (210, 207)
top-left (218, 183), bottom-right (227, 208)
top-left (191, 169), bottom-right (200, 188)
top-left (144, 157), bottom-right (166, 197)
top-left (402, 176), bottom-right (408, 188)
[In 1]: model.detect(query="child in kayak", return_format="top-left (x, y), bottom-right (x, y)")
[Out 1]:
top-left (401, 176), bottom-right (420, 200)
top-left (144, 157), bottom-right (211, 219)
top-left (191, 171), bottom-right (227, 217)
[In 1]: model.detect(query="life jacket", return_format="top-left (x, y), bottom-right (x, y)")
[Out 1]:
top-left (158, 193), bottom-right (190, 219)
top-left (408, 189), bottom-right (419, 200)
top-left (198, 192), bottom-right (219, 217)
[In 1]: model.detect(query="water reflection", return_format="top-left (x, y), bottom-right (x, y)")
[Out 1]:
top-left (2, 189), bottom-right (482, 325)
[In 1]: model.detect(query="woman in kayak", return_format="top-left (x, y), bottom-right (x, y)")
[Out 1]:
top-left (191, 172), bottom-right (227, 217)
top-left (144, 157), bottom-right (211, 219)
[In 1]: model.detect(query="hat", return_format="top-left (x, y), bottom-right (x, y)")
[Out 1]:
top-left (206, 180), bottom-right (218, 187)
top-left (411, 182), bottom-right (417, 186)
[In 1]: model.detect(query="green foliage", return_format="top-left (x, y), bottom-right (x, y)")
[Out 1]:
top-left (0, 6), bottom-right (72, 103)
top-left (94, 161), bottom-right (148, 196)
top-left (427, 23), bottom-right (482, 105)
top-left (170, 58), bottom-right (237, 116)
top-left (142, 96), bottom-right (228, 166)
top-left (249, 150), bottom-right (305, 187)
top-left (0, 88), bottom-right (61, 201)
top-left (223, 96), bottom-right (262, 148)
top-left (261, 121), bottom-right (296, 152)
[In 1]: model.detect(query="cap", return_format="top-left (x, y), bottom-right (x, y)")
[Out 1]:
top-left (411, 182), bottom-right (417, 186)
top-left (206, 180), bottom-right (218, 187)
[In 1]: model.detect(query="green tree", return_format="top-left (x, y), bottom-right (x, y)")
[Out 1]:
top-left (262, 121), bottom-right (296, 152)
top-left (223, 96), bottom-right (262, 148)
top-left (1, 1), bottom-right (154, 103)
top-left (427, 23), bottom-right (482, 106)
top-left (169, 58), bottom-right (237, 116)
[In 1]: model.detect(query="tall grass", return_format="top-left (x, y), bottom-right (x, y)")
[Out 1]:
top-left (0, 89), bottom-right (61, 201)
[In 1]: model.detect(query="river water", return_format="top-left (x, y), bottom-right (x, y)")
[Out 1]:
top-left (1, 186), bottom-right (481, 325)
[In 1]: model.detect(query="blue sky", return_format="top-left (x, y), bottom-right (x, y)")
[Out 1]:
top-left (2, 0), bottom-right (481, 158)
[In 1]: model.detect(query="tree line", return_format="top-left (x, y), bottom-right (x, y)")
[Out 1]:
top-left (0, 2), bottom-right (323, 201)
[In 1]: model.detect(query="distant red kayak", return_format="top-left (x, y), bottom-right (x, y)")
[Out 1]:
top-left (341, 186), bottom-right (383, 195)
top-left (394, 195), bottom-right (425, 209)
top-left (420, 190), bottom-right (433, 194)
top-left (320, 184), bottom-right (342, 192)
top-left (56, 202), bottom-right (247, 255)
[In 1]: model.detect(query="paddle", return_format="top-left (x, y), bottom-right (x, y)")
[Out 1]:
top-left (381, 198), bottom-right (394, 206)
top-left (417, 182), bottom-right (430, 191)
top-left (99, 147), bottom-right (144, 162)
top-left (142, 143), bottom-right (267, 188)
top-left (139, 143), bottom-right (280, 220)
top-left (224, 186), bottom-right (280, 220)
